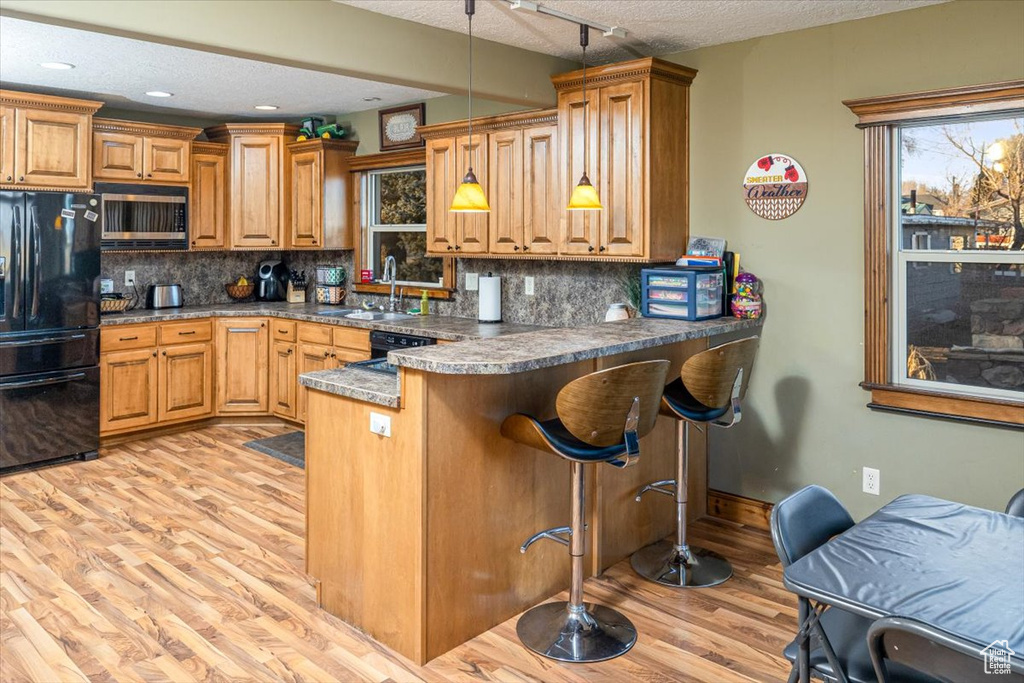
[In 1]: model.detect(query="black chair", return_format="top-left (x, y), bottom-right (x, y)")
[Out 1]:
top-left (868, 616), bottom-right (1024, 682)
top-left (772, 485), bottom-right (936, 683)
top-left (1006, 488), bottom-right (1024, 517)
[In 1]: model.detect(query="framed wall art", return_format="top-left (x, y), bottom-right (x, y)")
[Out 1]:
top-left (379, 103), bottom-right (426, 151)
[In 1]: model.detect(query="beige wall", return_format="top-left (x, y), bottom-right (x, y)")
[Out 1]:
top-left (661, 0), bottom-right (1024, 519)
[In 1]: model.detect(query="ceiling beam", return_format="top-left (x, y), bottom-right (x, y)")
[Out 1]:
top-left (0, 0), bottom-right (578, 107)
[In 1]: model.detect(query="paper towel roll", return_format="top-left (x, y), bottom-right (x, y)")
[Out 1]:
top-left (478, 276), bottom-right (502, 323)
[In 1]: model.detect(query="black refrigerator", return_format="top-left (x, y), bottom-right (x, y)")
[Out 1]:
top-left (0, 191), bottom-right (101, 473)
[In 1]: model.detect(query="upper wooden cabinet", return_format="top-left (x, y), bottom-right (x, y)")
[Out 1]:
top-left (426, 137), bottom-right (458, 254)
top-left (206, 123), bottom-right (298, 250)
top-left (285, 138), bottom-right (359, 250)
top-left (487, 124), bottom-right (560, 255)
top-left (189, 141), bottom-right (229, 250)
top-left (0, 90), bottom-right (101, 190)
top-left (92, 119), bottom-right (200, 184)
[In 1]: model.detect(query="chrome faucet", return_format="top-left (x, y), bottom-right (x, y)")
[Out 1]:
top-left (382, 255), bottom-right (398, 312)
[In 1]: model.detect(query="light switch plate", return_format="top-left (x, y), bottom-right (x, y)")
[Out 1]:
top-left (525, 276), bottom-right (535, 296)
top-left (466, 273), bottom-right (479, 291)
top-left (370, 412), bottom-right (392, 438)
top-left (124, 270), bottom-right (136, 286)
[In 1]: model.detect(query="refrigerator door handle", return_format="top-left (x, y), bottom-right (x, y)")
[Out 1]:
top-left (29, 206), bottom-right (40, 321)
top-left (0, 372), bottom-right (87, 390)
top-left (11, 207), bottom-right (22, 320)
top-left (0, 333), bottom-right (87, 348)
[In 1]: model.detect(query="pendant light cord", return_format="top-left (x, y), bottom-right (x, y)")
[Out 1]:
top-left (580, 23), bottom-right (589, 175)
top-left (467, 0), bottom-right (474, 169)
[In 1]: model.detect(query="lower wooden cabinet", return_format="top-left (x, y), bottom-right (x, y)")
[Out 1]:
top-left (100, 348), bottom-right (159, 433)
top-left (271, 341), bottom-right (297, 419)
top-left (216, 318), bottom-right (269, 414)
top-left (158, 342), bottom-right (213, 422)
top-left (297, 342), bottom-right (334, 424)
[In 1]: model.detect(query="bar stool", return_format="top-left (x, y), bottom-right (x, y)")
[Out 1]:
top-left (500, 359), bottom-right (671, 663)
top-left (633, 336), bottom-right (759, 588)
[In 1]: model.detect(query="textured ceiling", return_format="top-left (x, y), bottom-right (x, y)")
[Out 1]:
top-left (338, 0), bottom-right (948, 62)
top-left (0, 17), bottom-right (445, 120)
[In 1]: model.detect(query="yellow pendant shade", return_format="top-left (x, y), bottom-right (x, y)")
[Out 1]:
top-left (567, 173), bottom-right (603, 211)
top-left (450, 169), bottom-right (491, 212)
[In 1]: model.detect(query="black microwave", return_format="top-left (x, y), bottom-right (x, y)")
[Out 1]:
top-left (97, 182), bottom-right (188, 251)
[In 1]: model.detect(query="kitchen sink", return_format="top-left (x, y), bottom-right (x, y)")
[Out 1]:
top-left (345, 311), bottom-right (414, 321)
top-left (314, 308), bottom-right (361, 316)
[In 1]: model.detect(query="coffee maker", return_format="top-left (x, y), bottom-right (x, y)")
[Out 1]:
top-left (256, 260), bottom-right (288, 301)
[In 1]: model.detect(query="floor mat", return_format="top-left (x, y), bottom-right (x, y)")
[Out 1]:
top-left (243, 431), bottom-right (305, 468)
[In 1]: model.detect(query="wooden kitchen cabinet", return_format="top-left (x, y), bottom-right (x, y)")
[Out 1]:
top-left (92, 119), bottom-right (200, 184)
top-left (0, 90), bottom-right (101, 190)
top-left (100, 347), bottom-right (159, 433)
top-left (271, 340), bottom-right (298, 419)
top-left (286, 138), bottom-right (359, 249)
top-left (426, 136), bottom-right (458, 254)
top-left (158, 342), bottom-right (213, 422)
top-left (216, 318), bottom-right (270, 414)
top-left (523, 124), bottom-right (560, 255)
top-left (598, 81), bottom-right (644, 257)
top-left (206, 124), bottom-right (298, 250)
top-left (455, 135), bottom-right (488, 254)
top-left (297, 342), bottom-right (334, 425)
top-left (294, 323), bottom-right (371, 424)
top-left (189, 142), bottom-right (229, 250)
top-left (488, 129), bottom-right (523, 254)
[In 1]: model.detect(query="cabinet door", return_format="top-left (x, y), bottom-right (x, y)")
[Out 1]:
top-left (523, 125), bottom-right (560, 256)
top-left (93, 132), bottom-right (144, 181)
top-left (100, 348), bottom-right (158, 433)
top-left (558, 89), bottom-right (600, 255)
top-left (190, 151), bottom-right (227, 249)
top-left (230, 136), bottom-right (281, 248)
top-left (14, 108), bottom-right (90, 188)
top-left (0, 106), bottom-right (13, 184)
top-left (456, 134), bottom-right (488, 254)
top-left (426, 137), bottom-right (457, 254)
top-left (288, 149), bottom-right (322, 248)
top-left (332, 346), bottom-right (370, 367)
top-left (488, 129), bottom-right (523, 255)
top-left (600, 81), bottom-right (644, 257)
top-left (270, 341), bottom-right (298, 419)
top-left (144, 137), bottom-right (189, 183)
top-left (297, 343), bottom-right (335, 424)
top-left (216, 318), bottom-right (269, 414)
top-left (158, 342), bottom-right (213, 422)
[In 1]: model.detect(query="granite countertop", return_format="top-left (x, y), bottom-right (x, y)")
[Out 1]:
top-left (388, 316), bottom-right (764, 375)
top-left (299, 365), bottom-right (401, 409)
top-left (101, 302), bottom-right (546, 341)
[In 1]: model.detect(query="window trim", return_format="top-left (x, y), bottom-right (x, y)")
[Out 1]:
top-left (843, 80), bottom-right (1024, 428)
top-left (349, 152), bottom-right (455, 300)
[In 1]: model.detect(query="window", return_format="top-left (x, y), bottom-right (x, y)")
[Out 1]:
top-left (845, 82), bottom-right (1024, 427)
top-left (362, 166), bottom-right (446, 288)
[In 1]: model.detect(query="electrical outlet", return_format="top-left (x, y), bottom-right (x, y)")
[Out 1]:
top-left (862, 467), bottom-right (880, 496)
top-left (466, 273), bottom-right (479, 291)
top-left (370, 412), bottom-right (391, 438)
top-left (525, 276), bottom-right (535, 296)
top-left (124, 270), bottom-right (136, 287)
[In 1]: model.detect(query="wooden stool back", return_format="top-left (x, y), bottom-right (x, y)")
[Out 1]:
top-left (680, 337), bottom-right (759, 409)
top-left (556, 360), bottom-right (670, 447)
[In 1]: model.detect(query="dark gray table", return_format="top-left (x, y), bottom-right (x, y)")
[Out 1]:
top-left (784, 494), bottom-right (1024, 682)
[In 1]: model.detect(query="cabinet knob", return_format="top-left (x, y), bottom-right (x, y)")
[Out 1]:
top-left (137, 173), bottom-right (143, 178)
top-left (287, 348), bottom-right (293, 355)
top-left (324, 350), bottom-right (330, 357)
top-left (18, 176), bottom-right (24, 182)
top-left (271, 240), bottom-right (277, 245)
top-left (146, 173), bottom-right (153, 178)
top-left (152, 352), bottom-right (157, 357)
top-left (260, 322), bottom-right (265, 327)
top-left (588, 245), bottom-right (595, 253)
top-left (599, 245), bottom-right (606, 252)
top-left (447, 245), bottom-right (453, 251)
top-left (191, 240), bottom-right (197, 246)
top-left (162, 351), bottom-right (167, 356)
top-left (513, 245), bottom-right (520, 251)
top-left (523, 245), bottom-right (530, 251)
top-left (454, 245), bottom-right (461, 251)
top-left (331, 352), bottom-right (337, 359)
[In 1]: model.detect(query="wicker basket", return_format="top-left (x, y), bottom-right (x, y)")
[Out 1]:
top-left (100, 298), bottom-right (132, 314)
top-left (225, 283), bottom-right (255, 300)
top-left (315, 285), bottom-right (346, 305)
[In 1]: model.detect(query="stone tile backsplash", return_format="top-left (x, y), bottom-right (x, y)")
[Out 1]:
top-left (102, 251), bottom-right (642, 327)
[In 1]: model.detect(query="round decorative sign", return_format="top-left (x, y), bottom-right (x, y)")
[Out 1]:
top-left (743, 153), bottom-right (808, 220)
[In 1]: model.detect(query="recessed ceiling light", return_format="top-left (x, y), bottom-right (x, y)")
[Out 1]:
top-left (363, 97), bottom-right (382, 102)
top-left (254, 105), bottom-right (279, 111)
top-left (40, 62), bottom-right (75, 70)
top-left (145, 91), bottom-right (173, 98)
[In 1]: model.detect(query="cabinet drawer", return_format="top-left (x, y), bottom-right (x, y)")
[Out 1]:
top-left (272, 320), bottom-right (297, 342)
top-left (298, 323), bottom-right (332, 345)
top-left (101, 325), bottom-right (157, 352)
top-left (158, 319), bottom-right (213, 346)
top-left (333, 347), bottom-right (370, 366)
top-left (333, 327), bottom-right (370, 352)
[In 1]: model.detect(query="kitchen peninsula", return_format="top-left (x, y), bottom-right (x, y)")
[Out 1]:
top-left (301, 315), bottom-right (761, 663)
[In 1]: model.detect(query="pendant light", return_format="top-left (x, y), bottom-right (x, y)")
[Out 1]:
top-left (450, 0), bottom-right (490, 212)
top-left (567, 23), bottom-right (602, 211)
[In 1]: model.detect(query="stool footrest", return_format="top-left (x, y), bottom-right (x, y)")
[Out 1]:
top-left (520, 526), bottom-right (571, 553)
top-left (635, 479), bottom-right (677, 502)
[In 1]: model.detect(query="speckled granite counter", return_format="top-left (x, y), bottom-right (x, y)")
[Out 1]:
top-left (299, 366), bottom-right (400, 408)
top-left (388, 316), bottom-right (762, 375)
top-left (100, 302), bottom-right (545, 341)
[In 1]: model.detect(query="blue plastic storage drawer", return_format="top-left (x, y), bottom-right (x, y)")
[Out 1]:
top-left (641, 267), bottom-right (724, 321)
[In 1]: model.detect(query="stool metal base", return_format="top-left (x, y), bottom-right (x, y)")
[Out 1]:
top-left (516, 601), bottom-right (637, 663)
top-left (630, 540), bottom-right (732, 588)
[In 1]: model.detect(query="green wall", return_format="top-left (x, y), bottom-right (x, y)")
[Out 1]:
top-left (661, 0), bottom-right (1024, 518)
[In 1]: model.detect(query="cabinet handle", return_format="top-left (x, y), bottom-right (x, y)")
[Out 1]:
top-left (599, 245), bottom-right (606, 252)
top-left (523, 245), bottom-right (530, 251)
top-left (191, 240), bottom-right (197, 246)
top-left (137, 173), bottom-right (143, 178)
top-left (454, 245), bottom-right (461, 251)
top-left (162, 351), bottom-right (167, 356)
top-left (18, 176), bottom-right (24, 182)
top-left (588, 245), bottom-right (595, 252)
top-left (228, 327), bottom-right (258, 333)
top-left (323, 350), bottom-right (330, 357)
top-left (152, 351), bottom-right (157, 357)
top-left (271, 240), bottom-right (277, 245)
top-left (278, 329), bottom-right (288, 334)
top-left (178, 330), bottom-right (196, 336)
top-left (260, 322), bottom-right (266, 327)
top-left (331, 352), bottom-right (337, 359)
top-left (513, 245), bottom-right (520, 251)
top-left (146, 173), bottom-right (152, 178)
top-left (446, 246), bottom-right (453, 251)
top-left (287, 348), bottom-right (293, 355)
top-left (120, 336), bottom-right (138, 341)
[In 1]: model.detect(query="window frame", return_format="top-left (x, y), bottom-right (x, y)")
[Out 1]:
top-left (844, 80), bottom-right (1024, 428)
top-left (349, 150), bottom-right (455, 300)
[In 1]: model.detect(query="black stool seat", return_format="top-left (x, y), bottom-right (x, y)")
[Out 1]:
top-left (501, 415), bottom-right (630, 463)
top-left (661, 378), bottom-right (729, 422)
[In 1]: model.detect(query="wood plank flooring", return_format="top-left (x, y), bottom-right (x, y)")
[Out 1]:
top-left (0, 426), bottom-right (795, 682)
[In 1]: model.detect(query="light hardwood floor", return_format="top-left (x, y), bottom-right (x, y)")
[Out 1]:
top-left (0, 426), bottom-right (794, 682)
